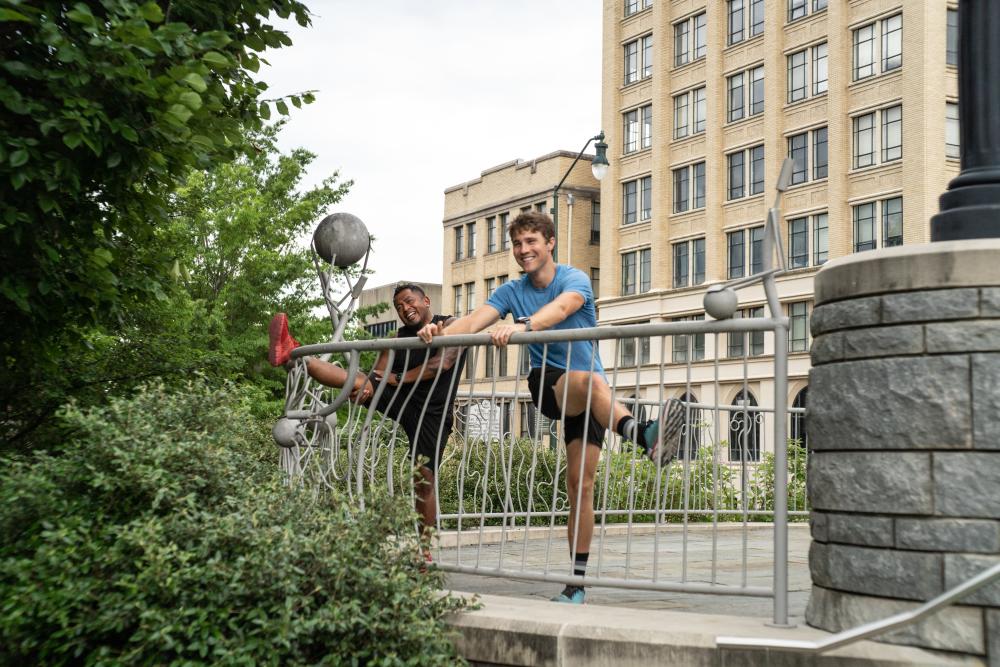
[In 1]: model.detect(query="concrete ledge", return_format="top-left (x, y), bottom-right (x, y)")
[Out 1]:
top-left (814, 240), bottom-right (1000, 305)
top-left (444, 592), bottom-right (984, 666)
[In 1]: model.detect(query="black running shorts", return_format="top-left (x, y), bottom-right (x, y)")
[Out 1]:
top-left (526, 367), bottom-right (605, 448)
top-left (365, 381), bottom-right (452, 471)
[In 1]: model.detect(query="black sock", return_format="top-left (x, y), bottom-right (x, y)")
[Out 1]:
top-left (615, 416), bottom-right (636, 441)
top-left (560, 552), bottom-right (589, 598)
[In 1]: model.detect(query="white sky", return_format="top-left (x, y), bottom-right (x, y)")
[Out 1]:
top-left (262, 0), bottom-right (602, 288)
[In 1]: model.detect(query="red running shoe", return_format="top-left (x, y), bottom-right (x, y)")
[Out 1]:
top-left (268, 313), bottom-right (300, 366)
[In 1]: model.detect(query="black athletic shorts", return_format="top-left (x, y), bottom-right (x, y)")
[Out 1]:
top-left (527, 367), bottom-right (605, 448)
top-left (364, 379), bottom-right (452, 471)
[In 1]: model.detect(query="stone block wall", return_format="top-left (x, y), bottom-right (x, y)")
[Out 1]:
top-left (805, 242), bottom-right (1000, 661)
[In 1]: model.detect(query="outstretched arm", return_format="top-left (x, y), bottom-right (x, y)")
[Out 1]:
top-left (417, 305), bottom-right (501, 342)
top-left (490, 291), bottom-right (584, 346)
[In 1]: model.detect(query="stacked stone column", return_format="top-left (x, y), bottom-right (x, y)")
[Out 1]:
top-left (804, 240), bottom-right (1000, 660)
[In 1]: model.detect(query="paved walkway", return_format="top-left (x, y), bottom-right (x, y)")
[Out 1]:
top-left (440, 523), bottom-right (811, 621)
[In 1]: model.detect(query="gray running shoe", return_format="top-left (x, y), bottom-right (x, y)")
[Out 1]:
top-left (641, 398), bottom-right (685, 467)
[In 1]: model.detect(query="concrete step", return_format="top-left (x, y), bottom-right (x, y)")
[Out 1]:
top-left (444, 591), bottom-right (984, 666)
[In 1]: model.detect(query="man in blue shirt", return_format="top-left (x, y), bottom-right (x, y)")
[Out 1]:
top-left (418, 211), bottom-right (683, 604)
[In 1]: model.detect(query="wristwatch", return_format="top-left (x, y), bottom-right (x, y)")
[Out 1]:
top-left (394, 372), bottom-right (403, 384)
top-left (517, 316), bottom-right (532, 331)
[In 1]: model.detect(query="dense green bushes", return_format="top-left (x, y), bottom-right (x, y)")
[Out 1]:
top-left (0, 381), bottom-right (466, 666)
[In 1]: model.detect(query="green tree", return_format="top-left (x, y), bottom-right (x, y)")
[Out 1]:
top-left (0, 0), bottom-right (314, 399)
top-left (2, 128), bottom-right (355, 444)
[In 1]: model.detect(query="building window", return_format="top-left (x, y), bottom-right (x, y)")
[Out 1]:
top-left (454, 226), bottom-right (464, 261)
top-left (728, 0), bottom-right (744, 45)
top-left (787, 42), bottom-right (826, 104)
top-left (626, 34), bottom-right (654, 84)
top-left (624, 0), bottom-right (651, 18)
top-left (789, 0), bottom-right (825, 23)
top-left (728, 0), bottom-right (763, 45)
top-left (788, 301), bottom-right (810, 352)
top-left (946, 102), bottom-right (960, 159)
top-left (485, 277), bottom-right (496, 300)
top-left (882, 105), bottom-right (902, 162)
top-left (813, 212), bottom-right (828, 265)
top-left (672, 315), bottom-right (706, 363)
top-left (727, 306), bottom-right (765, 358)
top-left (624, 104), bottom-right (652, 154)
top-left (500, 212), bottom-right (510, 250)
top-left (622, 176), bottom-right (652, 224)
top-left (465, 282), bottom-right (475, 314)
top-left (853, 105), bottom-right (902, 169)
top-left (674, 238), bottom-right (706, 287)
top-left (620, 248), bottom-right (651, 296)
top-left (947, 8), bottom-right (958, 66)
top-left (729, 390), bottom-right (760, 461)
top-left (672, 161), bottom-right (705, 213)
top-left (749, 225), bottom-right (765, 274)
top-left (497, 274), bottom-right (508, 287)
top-left (787, 126), bottom-right (827, 185)
top-left (853, 14), bottom-right (902, 81)
top-left (693, 238), bottom-right (705, 284)
top-left (727, 65), bottom-right (764, 123)
top-left (790, 387), bottom-right (808, 446)
top-left (853, 196), bottom-right (903, 252)
top-left (781, 212), bottom-right (830, 268)
top-left (619, 326), bottom-right (651, 367)
top-left (466, 222), bottom-right (476, 258)
top-left (788, 216), bottom-right (808, 268)
top-left (591, 201), bottom-right (601, 242)
top-left (591, 267), bottom-right (600, 296)
top-left (486, 216), bottom-right (497, 253)
top-left (727, 229), bottom-right (745, 279)
top-left (453, 284), bottom-right (462, 316)
top-left (728, 150), bottom-right (744, 200)
top-left (673, 241), bottom-right (689, 287)
top-left (535, 202), bottom-right (546, 214)
top-left (729, 145), bottom-right (764, 200)
top-left (674, 87), bottom-right (705, 139)
top-left (812, 42), bottom-right (828, 94)
top-left (674, 13), bottom-right (705, 66)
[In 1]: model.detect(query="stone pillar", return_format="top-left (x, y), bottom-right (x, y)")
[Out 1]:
top-left (804, 240), bottom-right (1000, 660)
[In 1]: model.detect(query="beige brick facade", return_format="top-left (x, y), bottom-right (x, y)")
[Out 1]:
top-left (599, 0), bottom-right (960, 413)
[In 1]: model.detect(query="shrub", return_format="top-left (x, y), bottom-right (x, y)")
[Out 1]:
top-left (0, 380), bottom-right (466, 666)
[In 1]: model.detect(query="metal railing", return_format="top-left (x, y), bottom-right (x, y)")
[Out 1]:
top-left (277, 317), bottom-right (801, 624)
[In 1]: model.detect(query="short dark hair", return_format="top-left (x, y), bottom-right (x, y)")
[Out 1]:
top-left (509, 211), bottom-right (555, 242)
top-left (393, 283), bottom-right (426, 300)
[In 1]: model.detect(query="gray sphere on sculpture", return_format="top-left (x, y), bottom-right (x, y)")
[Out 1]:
top-left (704, 284), bottom-right (739, 320)
top-left (272, 417), bottom-right (301, 449)
top-left (313, 213), bottom-right (371, 266)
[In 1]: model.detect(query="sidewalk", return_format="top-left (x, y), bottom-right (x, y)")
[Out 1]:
top-left (440, 523), bottom-right (812, 619)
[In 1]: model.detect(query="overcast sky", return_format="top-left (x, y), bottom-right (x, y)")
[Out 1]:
top-left (262, 0), bottom-right (602, 289)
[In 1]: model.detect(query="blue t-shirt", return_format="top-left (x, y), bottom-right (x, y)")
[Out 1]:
top-left (486, 264), bottom-right (604, 375)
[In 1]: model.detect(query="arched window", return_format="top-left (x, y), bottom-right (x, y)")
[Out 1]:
top-left (677, 392), bottom-right (702, 459)
top-left (790, 387), bottom-right (808, 446)
top-left (729, 389), bottom-right (761, 461)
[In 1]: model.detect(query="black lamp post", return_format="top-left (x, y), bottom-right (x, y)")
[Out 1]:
top-left (550, 132), bottom-right (609, 262)
top-left (931, 0), bottom-right (1000, 241)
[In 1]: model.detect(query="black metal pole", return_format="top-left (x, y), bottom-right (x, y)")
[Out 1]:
top-left (931, 0), bottom-right (1000, 240)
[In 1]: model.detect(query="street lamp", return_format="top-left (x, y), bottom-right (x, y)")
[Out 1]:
top-left (551, 132), bottom-right (609, 263)
top-left (931, 0), bottom-right (1000, 240)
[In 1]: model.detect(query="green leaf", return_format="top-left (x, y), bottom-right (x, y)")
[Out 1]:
top-left (120, 126), bottom-right (139, 142)
top-left (139, 1), bottom-right (164, 23)
top-left (302, 92), bottom-right (316, 104)
top-left (182, 72), bottom-right (207, 93)
top-left (190, 135), bottom-right (214, 150)
top-left (275, 100), bottom-right (288, 116)
top-left (106, 153), bottom-right (122, 168)
top-left (10, 171), bottom-right (27, 190)
top-left (290, 96), bottom-right (301, 109)
top-left (0, 8), bottom-right (33, 22)
top-left (259, 102), bottom-right (270, 120)
top-left (9, 149), bottom-right (28, 167)
top-left (2, 61), bottom-right (31, 76)
top-left (179, 91), bottom-right (202, 110)
top-left (166, 104), bottom-right (193, 124)
top-left (63, 132), bottom-right (82, 149)
top-left (201, 51), bottom-right (230, 67)
top-left (66, 4), bottom-right (95, 26)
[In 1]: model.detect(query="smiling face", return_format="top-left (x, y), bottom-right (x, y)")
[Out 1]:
top-left (393, 288), bottom-right (431, 326)
top-left (511, 228), bottom-right (555, 275)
